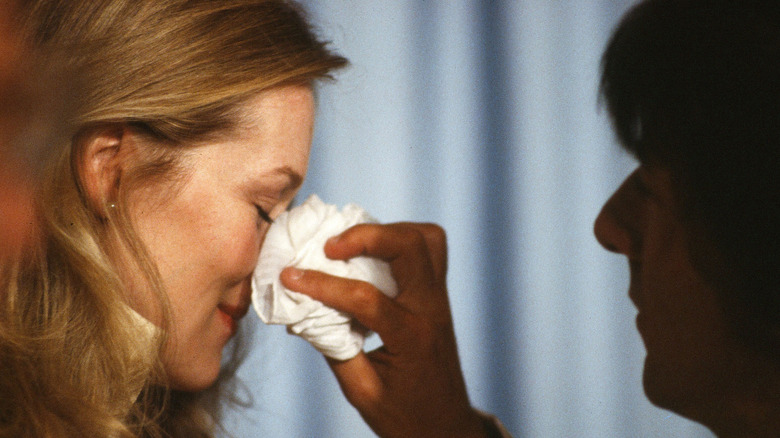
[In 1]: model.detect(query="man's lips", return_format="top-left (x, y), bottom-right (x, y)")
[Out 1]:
top-left (628, 288), bottom-right (639, 308)
top-left (628, 261), bottom-right (641, 309)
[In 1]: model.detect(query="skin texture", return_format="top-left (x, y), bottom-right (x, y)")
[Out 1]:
top-left (85, 85), bottom-right (314, 391)
top-left (142, 85), bottom-right (313, 391)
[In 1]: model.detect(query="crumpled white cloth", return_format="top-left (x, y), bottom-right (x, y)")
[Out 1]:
top-left (251, 194), bottom-right (398, 360)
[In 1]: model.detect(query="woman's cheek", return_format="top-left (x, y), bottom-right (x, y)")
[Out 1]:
top-left (227, 221), bottom-right (265, 279)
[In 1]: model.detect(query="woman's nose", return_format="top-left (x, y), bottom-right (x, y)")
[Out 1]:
top-left (593, 175), bottom-right (642, 258)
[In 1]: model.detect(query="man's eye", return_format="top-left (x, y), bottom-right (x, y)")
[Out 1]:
top-left (256, 206), bottom-right (274, 224)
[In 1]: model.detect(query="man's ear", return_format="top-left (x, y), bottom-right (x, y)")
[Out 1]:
top-left (76, 124), bottom-right (129, 217)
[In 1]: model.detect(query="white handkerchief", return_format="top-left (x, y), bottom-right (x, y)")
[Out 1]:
top-left (252, 194), bottom-right (398, 360)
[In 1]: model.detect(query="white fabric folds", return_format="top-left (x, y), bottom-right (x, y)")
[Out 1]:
top-left (251, 194), bottom-right (398, 360)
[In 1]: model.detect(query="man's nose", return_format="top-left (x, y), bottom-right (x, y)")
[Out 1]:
top-left (593, 175), bottom-right (642, 258)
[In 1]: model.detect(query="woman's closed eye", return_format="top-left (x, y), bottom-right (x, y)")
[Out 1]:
top-left (256, 205), bottom-right (274, 224)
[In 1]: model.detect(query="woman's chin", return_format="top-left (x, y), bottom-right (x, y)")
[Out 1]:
top-left (164, 357), bottom-right (223, 392)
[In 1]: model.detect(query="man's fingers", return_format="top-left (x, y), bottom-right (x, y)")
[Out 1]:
top-left (398, 222), bottom-right (448, 283)
top-left (280, 267), bottom-right (410, 339)
top-left (324, 223), bottom-right (447, 290)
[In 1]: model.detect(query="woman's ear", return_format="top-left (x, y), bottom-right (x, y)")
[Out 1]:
top-left (76, 124), bottom-right (129, 218)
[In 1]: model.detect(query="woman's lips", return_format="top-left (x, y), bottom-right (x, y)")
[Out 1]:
top-left (217, 303), bottom-right (249, 335)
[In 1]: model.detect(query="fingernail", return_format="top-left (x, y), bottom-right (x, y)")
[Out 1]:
top-left (326, 235), bottom-right (341, 246)
top-left (286, 266), bottom-right (305, 280)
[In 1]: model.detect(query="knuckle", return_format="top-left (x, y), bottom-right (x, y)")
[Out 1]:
top-left (345, 377), bottom-right (382, 407)
top-left (419, 223), bottom-right (447, 252)
top-left (351, 282), bottom-right (381, 315)
top-left (398, 226), bottom-right (428, 252)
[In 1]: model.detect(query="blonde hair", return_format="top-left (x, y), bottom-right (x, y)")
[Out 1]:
top-left (1, 1), bottom-right (346, 436)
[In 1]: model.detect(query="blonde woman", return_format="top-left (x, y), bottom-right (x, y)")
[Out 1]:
top-left (1, 1), bottom-right (346, 436)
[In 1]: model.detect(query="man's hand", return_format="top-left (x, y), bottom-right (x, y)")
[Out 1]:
top-left (280, 223), bottom-right (490, 438)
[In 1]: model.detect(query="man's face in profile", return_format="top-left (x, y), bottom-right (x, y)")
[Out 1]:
top-left (594, 164), bottom-right (745, 423)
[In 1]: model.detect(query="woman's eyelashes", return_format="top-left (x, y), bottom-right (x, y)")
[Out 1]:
top-left (256, 205), bottom-right (274, 224)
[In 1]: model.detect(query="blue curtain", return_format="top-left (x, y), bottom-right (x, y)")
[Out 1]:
top-left (223, 2), bottom-right (716, 437)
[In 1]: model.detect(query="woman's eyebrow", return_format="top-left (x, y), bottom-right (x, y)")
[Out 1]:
top-left (266, 166), bottom-right (303, 190)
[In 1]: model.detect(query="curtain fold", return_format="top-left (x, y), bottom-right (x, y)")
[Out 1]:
top-left (224, 2), bottom-right (716, 437)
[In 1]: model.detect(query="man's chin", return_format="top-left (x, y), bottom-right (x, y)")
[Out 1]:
top-left (641, 358), bottom-right (696, 420)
